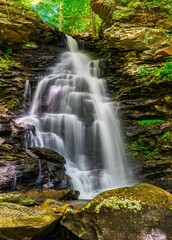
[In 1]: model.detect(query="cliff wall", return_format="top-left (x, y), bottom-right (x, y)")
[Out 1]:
top-left (90, 0), bottom-right (172, 192)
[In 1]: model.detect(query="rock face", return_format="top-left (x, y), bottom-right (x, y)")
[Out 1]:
top-left (90, 0), bottom-right (172, 192)
top-left (62, 183), bottom-right (172, 240)
top-left (0, 0), bottom-right (172, 196)
top-left (0, 0), bottom-right (59, 46)
top-left (0, 1), bottom-right (68, 192)
top-left (0, 0), bottom-right (66, 120)
top-left (0, 144), bottom-right (68, 191)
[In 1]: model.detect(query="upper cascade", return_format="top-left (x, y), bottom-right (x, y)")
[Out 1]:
top-left (66, 35), bottom-right (79, 52)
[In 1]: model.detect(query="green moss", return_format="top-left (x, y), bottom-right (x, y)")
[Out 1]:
top-left (19, 199), bottom-right (35, 205)
top-left (0, 48), bottom-right (20, 72)
top-left (0, 57), bottom-right (20, 72)
top-left (0, 81), bottom-right (6, 86)
top-left (137, 119), bottom-right (165, 125)
top-left (162, 131), bottom-right (171, 141)
top-left (112, 6), bottom-right (136, 20)
top-left (126, 139), bottom-right (160, 160)
top-left (0, 194), bottom-right (35, 206)
top-left (140, 58), bottom-right (172, 84)
top-left (114, 0), bottom-right (172, 20)
top-left (84, 184), bottom-right (172, 213)
top-left (8, 97), bottom-right (21, 109)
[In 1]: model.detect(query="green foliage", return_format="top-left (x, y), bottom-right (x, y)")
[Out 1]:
top-left (137, 119), bottom-right (165, 125)
top-left (140, 58), bottom-right (172, 84)
top-left (18, 0), bottom-right (101, 35)
top-left (0, 48), bottom-right (20, 72)
top-left (8, 97), bottom-right (21, 109)
top-left (126, 139), bottom-right (159, 160)
top-left (0, 59), bottom-right (10, 71)
top-left (16, 0), bottom-right (33, 9)
top-left (162, 131), bottom-right (171, 141)
top-left (34, 0), bottom-right (60, 27)
top-left (62, 0), bottom-right (92, 33)
top-left (0, 194), bottom-right (35, 206)
top-left (112, 0), bottom-right (172, 20)
top-left (4, 48), bottom-right (13, 58)
top-left (143, 0), bottom-right (172, 17)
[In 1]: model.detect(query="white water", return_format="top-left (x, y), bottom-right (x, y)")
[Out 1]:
top-left (23, 79), bottom-right (31, 102)
top-left (16, 36), bottom-right (135, 199)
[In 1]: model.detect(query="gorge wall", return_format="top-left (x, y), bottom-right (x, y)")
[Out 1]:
top-left (0, 0), bottom-right (68, 191)
top-left (89, 0), bottom-right (172, 192)
top-left (0, 0), bottom-right (172, 193)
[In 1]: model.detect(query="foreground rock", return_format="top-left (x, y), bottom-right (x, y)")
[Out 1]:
top-left (0, 188), bottom-right (82, 240)
top-left (0, 188), bottom-right (78, 205)
top-left (0, 202), bottom-right (61, 240)
top-left (62, 183), bottom-right (172, 240)
top-left (0, 183), bottom-right (171, 240)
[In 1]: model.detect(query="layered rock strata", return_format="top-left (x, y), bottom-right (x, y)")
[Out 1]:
top-left (90, 0), bottom-right (172, 192)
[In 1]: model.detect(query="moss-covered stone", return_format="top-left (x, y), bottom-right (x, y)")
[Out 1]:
top-left (0, 201), bottom-right (62, 240)
top-left (62, 183), bottom-right (172, 240)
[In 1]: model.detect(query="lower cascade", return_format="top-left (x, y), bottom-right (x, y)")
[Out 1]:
top-left (17, 36), bottom-right (135, 199)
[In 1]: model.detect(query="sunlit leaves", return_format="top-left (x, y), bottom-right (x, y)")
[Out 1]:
top-left (34, 0), bottom-right (60, 27)
top-left (17, 0), bottom-right (101, 35)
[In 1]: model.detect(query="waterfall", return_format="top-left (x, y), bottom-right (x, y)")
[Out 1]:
top-left (23, 79), bottom-right (31, 102)
top-left (16, 36), bottom-right (135, 199)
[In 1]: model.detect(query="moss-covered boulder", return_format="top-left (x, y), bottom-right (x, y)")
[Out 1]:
top-left (0, 188), bottom-right (83, 240)
top-left (0, 201), bottom-right (62, 240)
top-left (0, 188), bottom-right (79, 206)
top-left (62, 183), bottom-right (172, 240)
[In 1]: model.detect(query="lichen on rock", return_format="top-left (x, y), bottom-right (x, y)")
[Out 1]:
top-left (62, 183), bottom-right (172, 240)
top-left (95, 197), bottom-right (142, 213)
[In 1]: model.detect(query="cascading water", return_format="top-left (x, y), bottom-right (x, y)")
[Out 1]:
top-left (17, 36), bottom-right (135, 198)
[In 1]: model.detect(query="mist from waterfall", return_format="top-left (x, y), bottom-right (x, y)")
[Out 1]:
top-left (17, 35), bottom-right (135, 199)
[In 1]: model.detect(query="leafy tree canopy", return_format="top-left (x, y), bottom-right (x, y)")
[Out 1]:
top-left (18, 0), bottom-right (101, 35)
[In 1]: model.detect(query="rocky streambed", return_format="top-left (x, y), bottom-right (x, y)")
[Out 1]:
top-left (0, 183), bottom-right (172, 240)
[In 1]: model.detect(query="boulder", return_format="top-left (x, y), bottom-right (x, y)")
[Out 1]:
top-left (0, 201), bottom-right (61, 240)
top-left (0, 188), bottom-right (79, 205)
top-left (62, 183), bottom-right (172, 240)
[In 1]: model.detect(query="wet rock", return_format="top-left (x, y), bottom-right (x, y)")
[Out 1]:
top-left (62, 183), bottom-right (172, 240)
top-left (0, 144), bottom-right (69, 191)
top-left (90, 0), bottom-right (172, 193)
top-left (0, 0), bottom-right (67, 196)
